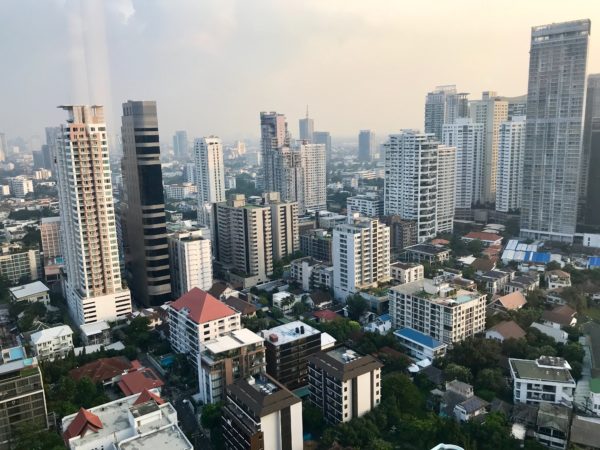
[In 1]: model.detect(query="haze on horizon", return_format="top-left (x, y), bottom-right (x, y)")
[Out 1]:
top-left (1, 0), bottom-right (599, 144)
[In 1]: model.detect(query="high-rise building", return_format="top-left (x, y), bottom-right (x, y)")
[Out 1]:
top-left (313, 130), bottom-right (332, 167)
top-left (347, 193), bottom-right (384, 218)
top-left (183, 162), bottom-right (196, 184)
top-left (581, 74), bottom-right (600, 229)
top-left (496, 116), bottom-right (526, 213)
top-left (262, 192), bottom-right (299, 261)
top-left (300, 142), bottom-right (327, 212)
top-left (384, 131), bottom-right (456, 241)
top-left (500, 95), bottom-right (528, 120)
top-left (40, 216), bottom-right (61, 259)
top-left (172, 130), bottom-right (188, 159)
top-left (168, 229), bottom-right (213, 298)
top-left (261, 111), bottom-right (289, 193)
top-left (273, 145), bottom-right (304, 207)
top-left (55, 105), bottom-right (131, 325)
top-left (0, 249), bottom-right (41, 284)
top-left (332, 214), bottom-right (390, 301)
top-left (469, 91), bottom-right (508, 204)
top-left (381, 216), bottom-right (418, 254)
top-left (43, 127), bottom-right (60, 169)
top-left (120, 100), bottom-right (171, 307)
top-left (358, 130), bottom-right (376, 162)
top-left (520, 20), bottom-right (590, 242)
top-left (424, 85), bottom-right (469, 140)
top-left (8, 176), bottom-right (33, 198)
top-left (299, 107), bottom-right (314, 141)
top-left (194, 136), bottom-right (226, 226)
top-left (0, 133), bottom-right (6, 162)
top-left (213, 194), bottom-right (273, 287)
top-left (442, 118), bottom-right (485, 209)
top-left (437, 145), bottom-right (457, 233)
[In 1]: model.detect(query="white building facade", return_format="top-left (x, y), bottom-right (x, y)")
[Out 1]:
top-left (194, 136), bottom-right (226, 226)
top-left (168, 229), bottom-right (213, 298)
top-left (496, 116), bottom-right (526, 213)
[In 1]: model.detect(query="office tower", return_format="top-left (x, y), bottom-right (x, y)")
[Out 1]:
top-left (389, 278), bottom-right (486, 344)
top-left (308, 347), bottom-right (382, 424)
top-left (381, 216), bottom-right (418, 254)
top-left (168, 229), bottom-right (213, 298)
top-left (300, 142), bottom-right (327, 212)
top-left (262, 192), bottom-right (299, 261)
top-left (172, 130), bottom-right (188, 159)
top-left (582, 75), bottom-right (600, 229)
top-left (261, 321), bottom-right (326, 389)
top-left (384, 131), bottom-right (455, 241)
top-left (521, 20), bottom-right (590, 242)
top-left (198, 328), bottom-right (265, 404)
top-left (0, 348), bottom-right (48, 446)
top-left (194, 136), bottom-right (226, 226)
top-left (313, 130), bottom-right (332, 167)
top-left (261, 111), bottom-right (289, 192)
top-left (120, 101), bottom-right (171, 307)
top-left (168, 288), bottom-right (241, 365)
top-left (424, 85), bottom-right (469, 140)
top-left (332, 214), bottom-right (390, 300)
top-left (299, 106), bottom-right (314, 141)
top-left (469, 91), bottom-right (508, 204)
top-left (222, 373), bottom-right (303, 450)
top-left (0, 133), bottom-right (6, 162)
top-left (40, 216), bottom-right (61, 259)
top-left (496, 116), bottom-right (526, 213)
top-left (436, 145), bottom-right (457, 233)
top-left (213, 194), bottom-right (273, 287)
top-left (358, 130), bottom-right (376, 162)
top-left (55, 105), bottom-right (131, 325)
top-left (442, 119), bottom-right (485, 209)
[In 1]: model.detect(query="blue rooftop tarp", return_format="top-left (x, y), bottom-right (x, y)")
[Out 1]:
top-left (523, 251), bottom-right (551, 263)
top-left (394, 327), bottom-right (443, 349)
top-left (589, 257), bottom-right (600, 268)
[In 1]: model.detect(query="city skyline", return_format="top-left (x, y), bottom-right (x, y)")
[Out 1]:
top-left (1, 1), bottom-right (599, 143)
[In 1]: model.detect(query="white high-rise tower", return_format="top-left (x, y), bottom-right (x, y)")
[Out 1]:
top-left (496, 116), bottom-right (526, 213)
top-left (54, 105), bottom-right (132, 325)
top-left (194, 136), bottom-right (226, 226)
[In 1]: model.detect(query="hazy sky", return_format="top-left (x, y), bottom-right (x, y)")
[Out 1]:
top-left (1, 0), bottom-right (599, 145)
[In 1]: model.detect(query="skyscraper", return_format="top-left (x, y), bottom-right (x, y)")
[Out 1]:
top-left (0, 133), bottom-right (6, 162)
top-left (120, 100), bottom-right (171, 307)
top-left (194, 136), bottom-right (226, 226)
top-left (384, 130), bottom-right (455, 241)
top-left (299, 106), bottom-right (314, 141)
top-left (469, 91), bottom-right (508, 204)
top-left (496, 116), bottom-right (526, 213)
top-left (54, 105), bottom-right (131, 325)
top-left (262, 192), bottom-right (299, 260)
top-left (442, 118), bottom-right (485, 210)
top-left (172, 130), bottom-right (188, 159)
top-left (581, 74), bottom-right (600, 229)
top-left (313, 130), bottom-right (332, 167)
top-left (520, 20), bottom-right (590, 242)
top-left (424, 85), bottom-right (469, 140)
top-left (168, 229), bottom-right (213, 298)
top-left (358, 130), bottom-right (376, 162)
top-left (436, 145), bottom-right (457, 233)
top-left (260, 111), bottom-right (288, 192)
top-left (299, 142), bottom-right (327, 212)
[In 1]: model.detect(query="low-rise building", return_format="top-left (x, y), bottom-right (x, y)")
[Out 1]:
top-left (363, 313), bottom-right (392, 335)
top-left (403, 244), bottom-right (450, 264)
top-left (394, 327), bottom-right (447, 360)
top-left (308, 347), bottom-right (382, 424)
top-left (272, 291), bottom-right (300, 315)
top-left (198, 328), bottom-right (265, 404)
top-left (541, 305), bottom-right (577, 328)
top-left (168, 288), bottom-right (241, 366)
top-left (389, 277), bottom-right (486, 345)
top-left (69, 356), bottom-right (133, 386)
top-left (509, 356), bottom-right (576, 407)
top-left (462, 231), bottom-right (503, 247)
top-left (488, 291), bottom-right (527, 313)
top-left (545, 270), bottom-right (571, 290)
top-left (390, 262), bottom-right (424, 284)
top-left (476, 269), bottom-right (514, 294)
top-left (79, 320), bottom-right (111, 346)
top-left (164, 182), bottom-right (197, 200)
top-left (290, 257), bottom-right (334, 291)
top-left (117, 367), bottom-right (164, 396)
top-left (300, 229), bottom-right (332, 263)
top-left (589, 378), bottom-right (600, 416)
top-left (0, 249), bottom-right (41, 284)
top-left (534, 403), bottom-right (571, 450)
top-left (62, 391), bottom-right (191, 450)
top-left (222, 374), bottom-right (303, 450)
top-left (570, 415), bottom-right (600, 450)
top-left (485, 321), bottom-right (526, 342)
top-left (8, 281), bottom-right (50, 304)
top-left (504, 273), bottom-right (539, 294)
top-left (530, 322), bottom-right (569, 344)
top-left (346, 193), bottom-right (383, 218)
top-left (438, 380), bottom-right (488, 423)
top-left (30, 324), bottom-right (74, 361)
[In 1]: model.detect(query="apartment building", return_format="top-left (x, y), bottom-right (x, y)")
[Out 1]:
top-left (30, 324), bottom-right (73, 361)
top-left (300, 229), bottom-right (332, 263)
top-left (168, 229), bottom-right (213, 297)
top-left (40, 216), bottom-right (61, 259)
top-left (496, 116), bottom-right (526, 213)
top-left (332, 214), bottom-right (390, 301)
top-left (168, 288), bottom-right (241, 366)
top-left (194, 136), bottom-right (226, 226)
top-left (424, 85), bottom-right (469, 140)
top-left (222, 373), bottom-right (303, 450)
top-left (381, 216), bottom-right (418, 254)
top-left (0, 249), bottom-right (41, 284)
top-left (8, 176), bottom-right (33, 198)
top-left (390, 262), bottom-right (424, 284)
top-left (308, 347), bottom-right (382, 424)
top-left (346, 193), bottom-right (383, 218)
top-left (262, 192), bottom-right (299, 261)
top-left (198, 328), bottom-right (265, 404)
top-left (8, 280), bottom-right (49, 304)
top-left (290, 257), bottom-right (334, 291)
top-left (389, 277), bottom-right (486, 345)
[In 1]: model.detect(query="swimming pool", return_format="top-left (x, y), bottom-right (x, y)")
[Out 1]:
top-left (8, 347), bottom-right (24, 361)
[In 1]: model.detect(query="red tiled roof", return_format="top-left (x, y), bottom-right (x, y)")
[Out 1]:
top-left (313, 309), bottom-right (339, 321)
top-left (488, 321), bottom-right (526, 340)
top-left (496, 292), bottom-right (527, 310)
top-left (117, 367), bottom-right (164, 396)
top-left (69, 356), bottom-right (131, 383)
top-left (431, 238), bottom-right (450, 246)
top-left (63, 407), bottom-right (103, 443)
top-left (542, 305), bottom-right (577, 326)
top-left (222, 296), bottom-right (257, 316)
top-left (464, 231), bottom-right (503, 242)
top-left (134, 389), bottom-right (165, 406)
top-left (170, 287), bottom-right (237, 324)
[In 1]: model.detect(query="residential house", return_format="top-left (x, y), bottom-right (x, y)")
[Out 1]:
top-left (545, 270), bottom-right (571, 290)
top-left (534, 403), bottom-right (571, 450)
top-left (488, 291), bottom-right (527, 313)
top-left (30, 324), bottom-right (74, 361)
top-left (462, 231), bottom-right (503, 247)
top-left (8, 281), bottom-right (50, 304)
top-left (394, 327), bottom-right (448, 360)
top-left (485, 321), bottom-right (526, 342)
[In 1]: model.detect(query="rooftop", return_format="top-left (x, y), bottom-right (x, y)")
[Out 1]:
top-left (119, 424), bottom-right (192, 450)
top-left (390, 279), bottom-right (483, 307)
top-left (487, 321), bottom-right (526, 340)
top-left (541, 305), bottom-right (576, 326)
top-left (463, 231), bottom-right (502, 242)
top-left (405, 244), bottom-right (450, 255)
top-left (170, 287), bottom-right (238, 324)
top-left (118, 367), bottom-right (164, 396)
top-left (394, 327), bottom-right (445, 349)
top-left (202, 328), bottom-right (264, 356)
top-left (570, 415), bottom-right (600, 449)
top-left (30, 324), bottom-right (73, 345)
top-left (8, 281), bottom-right (49, 299)
top-left (391, 261), bottom-right (423, 270)
top-left (262, 321), bottom-right (320, 346)
top-left (495, 292), bottom-right (527, 310)
top-left (509, 357), bottom-right (575, 384)
top-left (590, 378), bottom-right (600, 394)
top-left (70, 356), bottom-right (131, 383)
top-left (308, 346), bottom-right (383, 382)
top-left (227, 374), bottom-right (301, 417)
top-left (79, 320), bottom-right (109, 337)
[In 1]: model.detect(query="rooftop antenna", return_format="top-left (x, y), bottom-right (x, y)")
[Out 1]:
top-left (306, 104), bottom-right (309, 119)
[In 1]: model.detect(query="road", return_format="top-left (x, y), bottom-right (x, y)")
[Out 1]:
top-left (574, 335), bottom-right (592, 408)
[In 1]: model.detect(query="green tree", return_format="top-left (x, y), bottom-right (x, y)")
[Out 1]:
top-left (346, 294), bottom-right (369, 321)
top-left (467, 239), bottom-right (484, 256)
top-left (444, 363), bottom-right (473, 384)
top-left (302, 403), bottom-right (325, 436)
top-left (201, 402), bottom-right (223, 429)
top-left (11, 424), bottom-right (64, 450)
